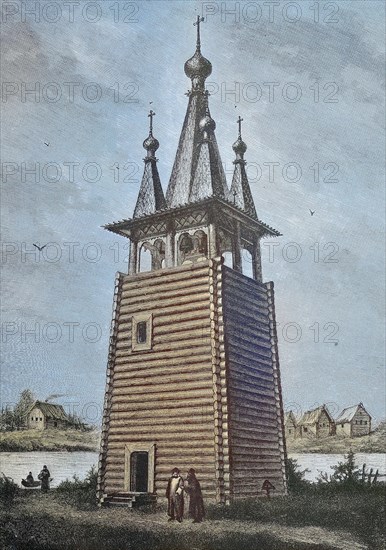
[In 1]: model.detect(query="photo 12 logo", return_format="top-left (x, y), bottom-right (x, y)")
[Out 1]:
top-left (1, 321), bottom-right (103, 343)
top-left (1, 82), bottom-right (140, 104)
top-left (200, 2), bottom-right (340, 24)
top-left (1, 2), bottom-right (140, 24)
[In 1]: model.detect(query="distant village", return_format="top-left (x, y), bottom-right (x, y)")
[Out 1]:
top-left (0, 390), bottom-right (90, 432)
top-left (285, 402), bottom-right (372, 440)
top-left (1, 394), bottom-right (374, 442)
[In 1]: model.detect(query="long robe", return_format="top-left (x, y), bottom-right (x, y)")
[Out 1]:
top-left (186, 474), bottom-right (205, 522)
top-left (38, 468), bottom-right (50, 492)
top-left (166, 475), bottom-right (184, 520)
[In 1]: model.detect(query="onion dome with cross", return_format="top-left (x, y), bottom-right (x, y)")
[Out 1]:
top-left (184, 16), bottom-right (212, 90)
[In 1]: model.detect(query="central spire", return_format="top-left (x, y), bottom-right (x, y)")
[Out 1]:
top-left (184, 16), bottom-right (212, 92)
top-left (166, 17), bottom-right (228, 208)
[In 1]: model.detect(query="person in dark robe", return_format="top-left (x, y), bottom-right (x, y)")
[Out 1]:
top-left (38, 465), bottom-right (50, 493)
top-left (185, 468), bottom-right (205, 523)
top-left (166, 467), bottom-right (184, 522)
top-left (26, 472), bottom-right (34, 486)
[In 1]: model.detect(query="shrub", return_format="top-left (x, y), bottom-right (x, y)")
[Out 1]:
top-left (285, 457), bottom-right (311, 493)
top-left (55, 466), bottom-right (98, 509)
top-left (316, 450), bottom-right (381, 492)
top-left (0, 473), bottom-right (18, 504)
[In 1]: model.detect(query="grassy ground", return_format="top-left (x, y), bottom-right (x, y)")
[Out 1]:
top-left (0, 488), bottom-right (384, 550)
top-left (287, 424), bottom-right (386, 454)
top-left (0, 429), bottom-right (100, 452)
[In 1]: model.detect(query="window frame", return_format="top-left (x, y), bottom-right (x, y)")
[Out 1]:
top-left (132, 313), bottom-right (153, 352)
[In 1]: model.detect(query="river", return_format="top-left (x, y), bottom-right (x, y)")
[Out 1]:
top-left (0, 451), bottom-right (385, 487)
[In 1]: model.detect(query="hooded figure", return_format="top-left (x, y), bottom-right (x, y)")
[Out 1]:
top-left (166, 467), bottom-right (184, 522)
top-left (38, 465), bottom-right (50, 492)
top-left (26, 472), bottom-right (34, 486)
top-left (185, 468), bottom-right (205, 523)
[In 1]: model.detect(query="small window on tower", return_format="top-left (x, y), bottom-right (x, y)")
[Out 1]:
top-left (132, 314), bottom-right (153, 352)
top-left (137, 322), bottom-right (147, 344)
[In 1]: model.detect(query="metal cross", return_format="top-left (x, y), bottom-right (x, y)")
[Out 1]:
top-left (237, 115), bottom-right (243, 137)
top-left (193, 15), bottom-right (205, 49)
top-left (148, 110), bottom-right (155, 134)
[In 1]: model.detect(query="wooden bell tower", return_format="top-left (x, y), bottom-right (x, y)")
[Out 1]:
top-left (97, 17), bottom-right (287, 505)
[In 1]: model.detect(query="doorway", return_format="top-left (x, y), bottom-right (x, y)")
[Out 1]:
top-left (130, 451), bottom-right (148, 492)
top-left (124, 443), bottom-right (155, 494)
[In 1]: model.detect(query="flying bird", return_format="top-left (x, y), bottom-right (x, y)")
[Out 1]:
top-left (309, 209), bottom-right (315, 216)
top-left (33, 243), bottom-right (47, 251)
top-left (149, 101), bottom-right (153, 105)
top-left (44, 142), bottom-right (50, 146)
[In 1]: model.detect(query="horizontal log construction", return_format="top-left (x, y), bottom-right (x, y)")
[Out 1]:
top-left (102, 261), bottom-right (219, 498)
top-left (222, 267), bottom-right (286, 497)
top-left (99, 260), bottom-right (287, 503)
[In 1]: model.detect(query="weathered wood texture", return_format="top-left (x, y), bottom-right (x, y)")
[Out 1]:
top-left (222, 267), bottom-right (287, 497)
top-left (99, 261), bottom-right (219, 500)
top-left (98, 259), bottom-right (287, 503)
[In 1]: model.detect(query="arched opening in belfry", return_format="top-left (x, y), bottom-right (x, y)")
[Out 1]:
top-left (193, 230), bottom-right (208, 259)
top-left (139, 243), bottom-right (152, 272)
top-left (178, 233), bottom-right (194, 265)
top-left (153, 239), bottom-right (166, 270)
top-left (218, 229), bottom-right (233, 269)
top-left (241, 247), bottom-right (253, 278)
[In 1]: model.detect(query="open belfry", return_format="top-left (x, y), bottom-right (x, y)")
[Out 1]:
top-left (97, 17), bottom-right (287, 506)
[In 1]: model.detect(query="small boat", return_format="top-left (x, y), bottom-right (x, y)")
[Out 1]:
top-left (21, 479), bottom-right (41, 488)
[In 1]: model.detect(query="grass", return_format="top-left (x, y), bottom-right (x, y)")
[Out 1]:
top-left (0, 485), bottom-right (384, 550)
top-left (207, 488), bottom-right (385, 549)
top-left (0, 429), bottom-right (100, 452)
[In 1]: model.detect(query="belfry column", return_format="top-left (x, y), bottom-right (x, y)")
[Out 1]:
top-left (128, 240), bottom-right (138, 275)
top-left (165, 222), bottom-right (175, 268)
top-left (233, 221), bottom-right (242, 273)
top-left (252, 239), bottom-right (262, 282)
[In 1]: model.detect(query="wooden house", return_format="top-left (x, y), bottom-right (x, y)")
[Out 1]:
top-left (335, 403), bottom-right (371, 437)
top-left (97, 19), bottom-right (287, 506)
top-left (298, 405), bottom-right (334, 438)
top-left (284, 411), bottom-right (298, 440)
top-left (27, 401), bottom-right (68, 430)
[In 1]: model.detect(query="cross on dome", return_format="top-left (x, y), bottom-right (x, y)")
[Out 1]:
top-left (237, 116), bottom-right (243, 138)
top-left (148, 109), bottom-right (155, 135)
top-left (193, 15), bottom-right (205, 51)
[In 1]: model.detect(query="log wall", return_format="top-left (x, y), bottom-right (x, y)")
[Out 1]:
top-left (222, 267), bottom-right (287, 497)
top-left (98, 259), bottom-right (287, 503)
top-left (99, 261), bottom-right (220, 501)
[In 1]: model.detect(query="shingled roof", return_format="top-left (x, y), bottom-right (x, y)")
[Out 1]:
top-left (299, 405), bottom-right (333, 426)
top-left (335, 403), bottom-right (370, 424)
top-left (28, 401), bottom-right (68, 421)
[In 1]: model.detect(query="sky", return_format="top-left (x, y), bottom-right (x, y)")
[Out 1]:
top-left (1, 0), bottom-right (385, 424)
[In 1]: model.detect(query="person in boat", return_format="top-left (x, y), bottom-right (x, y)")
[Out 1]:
top-left (38, 465), bottom-right (50, 492)
top-left (185, 468), bottom-right (205, 523)
top-left (166, 467), bottom-right (184, 522)
top-left (26, 472), bottom-right (34, 486)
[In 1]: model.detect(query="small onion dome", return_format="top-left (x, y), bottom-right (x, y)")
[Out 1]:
top-left (184, 50), bottom-right (212, 81)
top-left (143, 134), bottom-right (159, 152)
top-left (199, 113), bottom-right (216, 133)
top-left (232, 136), bottom-right (247, 155)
